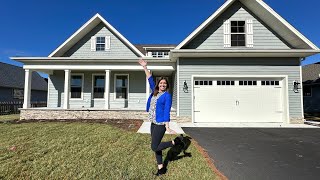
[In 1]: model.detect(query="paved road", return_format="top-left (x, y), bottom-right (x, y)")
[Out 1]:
top-left (183, 128), bottom-right (320, 180)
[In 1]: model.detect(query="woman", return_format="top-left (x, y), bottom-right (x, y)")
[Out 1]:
top-left (138, 59), bottom-right (183, 176)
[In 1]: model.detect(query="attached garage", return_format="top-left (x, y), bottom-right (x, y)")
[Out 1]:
top-left (192, 76), bottom-right (288, 123)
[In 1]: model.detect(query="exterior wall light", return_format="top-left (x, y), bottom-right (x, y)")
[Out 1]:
top-left (293, 80), bottom-right (301, 93)
top-left (183, 80), bottom-right (188, 93)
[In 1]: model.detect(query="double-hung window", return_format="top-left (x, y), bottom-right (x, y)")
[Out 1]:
top-left (115, 75), bottom-right (128, 99)
top-left (231, 21), bottom-right (246, 47)
top-left (71, 75), bottom-right (83, 99)
top-left (93, 75), bottom-right (105, 98)
top-left (96, 37), bottom-right (105, 51)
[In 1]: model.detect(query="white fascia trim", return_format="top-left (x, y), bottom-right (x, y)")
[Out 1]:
top-left (256, 0), bottom-right (319, 50)
top-left (49, 14), bottom-right (100, 57)
top-left (23, 65), bottom-right (175, 70)
top-left (49, 13), bottom-right (145, 57)
top-left (175, 0), bottom-right (235, 49)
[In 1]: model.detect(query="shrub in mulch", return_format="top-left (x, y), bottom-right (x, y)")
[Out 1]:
top-left (0, 119), bottom-right (143, 132)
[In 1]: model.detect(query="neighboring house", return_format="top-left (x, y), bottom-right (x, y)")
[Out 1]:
top-left (11, 0), bottom-right (319, 124)
top-left (0, 62), bottom-right (47, 102)
top-left (302, 62), bottom-right (320, 113)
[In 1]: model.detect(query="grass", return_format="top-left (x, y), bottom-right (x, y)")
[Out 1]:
top-left (0, 122), bottom-right (218, 179)
top-left (0, 114), bottom-right (20, 121)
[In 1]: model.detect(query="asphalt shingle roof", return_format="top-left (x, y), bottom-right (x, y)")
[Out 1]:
top-left (0, 62), bottom-right (47, 91)
top-left (302, 62), bottom-right (320, 84)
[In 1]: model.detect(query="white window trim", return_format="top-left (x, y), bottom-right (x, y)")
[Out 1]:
top-left (92, 73), bottom-right (105, 100)
top-left (70, 73), bottom-right (84, 100)
top-left (114, 74), bottom-right (129, 101)
top-left (230, 20), bottom-right (246, 47)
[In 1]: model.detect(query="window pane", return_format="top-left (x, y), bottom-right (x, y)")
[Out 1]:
top-left (71, 87), bottom-right (81, 98)
top-left (231, 21), bottom-right (237, 26)
top-left (231, 27), bottom-right (237, 33)
top-left (238, 34), bottom-right (245, 40)
top-left (238, 40), bottom-right (245, 46)
top-left (226, 81), bottom-right (230, 85)
top-left (239, 81), bottom-right (243, 86)
top-left (116, 75), bottom-right (128, 99)
top-left (209, 81), bottom-right (212, 85)
top-left (253, 81), bottom-right (257, 85)
top-left (238, 21), bottom-right (245, 26)
top-left (204, 81), bottom-right (208, 85)
top-left (71, 75), bottom-right (82, 98)
top-left (94, 76), bottom-right (105, 98)
top-left (275, 81), bottom-right (279, 85)
top-left (238, 27), bottom-right (245, 33)
top-left (262, 81), bottom-right (265, 85)
top-left (217, 81), bottom-right (221, 85)
top-left (195, 81), bottom-right (199, 85)
top-left (248, 81), bottom-right (252, 85)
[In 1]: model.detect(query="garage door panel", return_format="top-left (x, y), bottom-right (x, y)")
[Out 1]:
top-left (193, 78), bottom-right (284, 123)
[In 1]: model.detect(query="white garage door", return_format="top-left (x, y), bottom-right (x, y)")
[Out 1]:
top-left (194, 78), bottom-right (284, 123)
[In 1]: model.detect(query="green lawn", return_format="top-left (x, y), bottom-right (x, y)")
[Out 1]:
top-left (0, 122), bottom-right (218, 179)
top-left (0, 114), bottom-right (20, 121)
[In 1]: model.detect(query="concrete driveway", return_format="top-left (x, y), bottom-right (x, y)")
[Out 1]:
top-left (183, 128), bottom-right (320, 180)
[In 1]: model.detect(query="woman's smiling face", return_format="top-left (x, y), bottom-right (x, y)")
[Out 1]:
top-left (158, 79), bottom-right (167, 92)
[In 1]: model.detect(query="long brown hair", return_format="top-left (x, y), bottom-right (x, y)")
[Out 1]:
top-left (153, 77), bottom-right (170, 96)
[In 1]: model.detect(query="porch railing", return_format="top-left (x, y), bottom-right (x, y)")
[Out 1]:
top-left (0, 101), bottom-right (47, 115)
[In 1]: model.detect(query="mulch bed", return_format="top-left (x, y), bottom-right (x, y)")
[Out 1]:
top-left (0, 119), bottom-right (144, 132)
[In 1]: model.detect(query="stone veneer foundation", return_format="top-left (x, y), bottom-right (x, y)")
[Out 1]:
top-left (20, 108), bottom-right (192, 123)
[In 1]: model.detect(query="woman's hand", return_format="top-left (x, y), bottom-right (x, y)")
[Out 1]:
top-left (138, 58), bottom-right (147, 67)
top-left (166, 127), bottom-right (177, 134)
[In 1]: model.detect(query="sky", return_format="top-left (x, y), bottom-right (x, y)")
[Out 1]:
top-left (0, 0), bottom-right (319, 74)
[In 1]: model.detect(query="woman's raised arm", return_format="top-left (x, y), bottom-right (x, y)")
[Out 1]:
top-left (138, 59), bottom-right (151, 79)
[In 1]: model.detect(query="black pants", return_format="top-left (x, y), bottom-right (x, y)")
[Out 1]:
top-left (151, 123), bottom-right (173, 165)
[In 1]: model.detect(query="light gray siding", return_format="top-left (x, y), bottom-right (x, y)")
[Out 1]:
top-left (47, 70), bottom-right (147, 109)
top-left (172, 71), bottom-right (178, 110)
top-left (184, 1), bottom-right (291, 50)
top-left (304, 85), bottom-right (320, 112)
top-left (178, 58), bottom-right (303, 119)
top-left (63, 22), bottom-right (139, 58)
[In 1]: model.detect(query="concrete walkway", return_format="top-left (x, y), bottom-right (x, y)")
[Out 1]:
top-left (137, 122), bottom-right (185, 134)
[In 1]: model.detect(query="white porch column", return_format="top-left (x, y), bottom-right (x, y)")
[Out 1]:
top-left (105, 70), bottom-right (110, 109)
top-left (63, 69), bottom-right (71, 109)
top-left (23, 69), bottom-right (32, 109)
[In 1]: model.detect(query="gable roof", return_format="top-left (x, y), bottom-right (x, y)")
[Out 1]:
top-left (302, 62), bottom-right (320, 84)
top-left (175, 0), bottom-right (319, 50)
top-left (0, 62), bottom-right (47, 91)
top-left (49, 13), bottom-right (145, 57)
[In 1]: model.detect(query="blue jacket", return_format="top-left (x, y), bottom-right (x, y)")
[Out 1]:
top-left (146, 76), bottom-right (172, 123)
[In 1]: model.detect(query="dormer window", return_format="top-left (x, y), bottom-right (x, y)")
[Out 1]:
top-left (231, 21), bottom-right (246, 47)
top-left (148, 51), bottom-right (170, 58)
